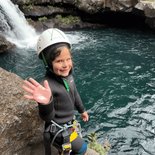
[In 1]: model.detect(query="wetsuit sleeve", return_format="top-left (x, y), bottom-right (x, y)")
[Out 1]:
top-left (74, 85), bottom-right (85, 114)
top-left (38, 101), bottom-right (55, 122)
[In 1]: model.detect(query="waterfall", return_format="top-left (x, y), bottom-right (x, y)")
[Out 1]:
top-left (0, 0), bottom-right (38, 48)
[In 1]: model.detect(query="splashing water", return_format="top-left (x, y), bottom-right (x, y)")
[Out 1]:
top-left (0, 0), bottom-right (38, 48)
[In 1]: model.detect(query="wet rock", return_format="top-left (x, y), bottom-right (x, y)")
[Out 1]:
top-left (0, 35), bottom-right (15, 53)
top-left (0, 67), bottom-right (43, 155)
top-left (13, 0), bottom-right (155, 30)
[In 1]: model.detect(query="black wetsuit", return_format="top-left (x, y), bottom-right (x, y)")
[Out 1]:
top-left (38, 72), bottom-right (87, 155)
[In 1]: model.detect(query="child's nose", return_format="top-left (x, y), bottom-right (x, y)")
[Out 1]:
top-left (62, 61), bottom-right (68, 67)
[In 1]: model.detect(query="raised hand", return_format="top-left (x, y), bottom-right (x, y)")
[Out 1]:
top-left (22, 78), bottom-right (52, 104)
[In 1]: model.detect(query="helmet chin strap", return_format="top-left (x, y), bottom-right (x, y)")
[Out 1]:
top-left (41, 52), bottom-right (53, 73)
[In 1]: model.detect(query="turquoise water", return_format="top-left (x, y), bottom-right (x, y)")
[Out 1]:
top-left (1, 28), bottom-right (155, 154)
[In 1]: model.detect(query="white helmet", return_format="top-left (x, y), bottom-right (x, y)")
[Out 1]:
top-left (37, 28), bottom-right (71, 58)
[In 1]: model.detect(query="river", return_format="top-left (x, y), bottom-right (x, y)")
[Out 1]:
top-left (0, 28), bottom-right (155, 155)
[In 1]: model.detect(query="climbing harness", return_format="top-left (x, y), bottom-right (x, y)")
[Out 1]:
top-left (44, 119), bottom-right (82, 154)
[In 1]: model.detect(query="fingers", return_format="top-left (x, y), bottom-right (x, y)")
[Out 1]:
top-left (22, 78), bottom-right (41, 93)
top-left (23, 80), bottom-right (36, 90)
top-left (22, 85), bottom-right (33, 94)
top-left (43, 80), bottom-right (50, 90)
top-left (85, 117), bottom-right (89, 121)
top-left (83, 117), bottom-right (88, 122)
top-left (24, 95), bottom-right (34, 100)
top-left (28, 78), bottom-right (40, 87)
top-left (22, 78), bottom-right (37, 94)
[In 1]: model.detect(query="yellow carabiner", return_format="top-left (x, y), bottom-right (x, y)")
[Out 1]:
top-left (62, 142), bottom-right (71, 151)
top-left (70, 131), bottom-right (78, 142)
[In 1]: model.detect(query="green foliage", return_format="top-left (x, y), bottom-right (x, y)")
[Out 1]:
top-left (23, 4), bottom-right (34, 11)
top-left (75, 0), bottom-right (81, 5)
top-left (38, 16), bottom-right (48, 22)
top-left (55, 15), bottom-right (80, 25)
top-left (87, 132), bottom-right (111, 155)
top-left (48, 5), bottom-right (55, 9)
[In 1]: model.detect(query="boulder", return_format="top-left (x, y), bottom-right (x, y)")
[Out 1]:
top-left (135, 0), bottom-right (155, 17)
top-left (0, 67), bottom-right (43, 155)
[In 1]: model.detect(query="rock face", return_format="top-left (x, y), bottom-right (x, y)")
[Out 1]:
top-left (0, 67), bottom-right (44, 155)
top-left (0, 67), bottom-right (100, 155)
top-left (10, 0), bottom-right (155, 31)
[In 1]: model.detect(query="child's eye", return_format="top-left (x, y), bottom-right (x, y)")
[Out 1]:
top-left (57, 60), bottom-right (63, 63)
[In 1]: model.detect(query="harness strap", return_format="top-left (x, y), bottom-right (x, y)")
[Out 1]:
top-left (51, 120), bottom-right (73, 130)
top-left (51, 128), bottom-right (64, 145)
top-left (44, 119), bottom-right (82, 154)
top-left (46, 120), bottom-right (74, 145)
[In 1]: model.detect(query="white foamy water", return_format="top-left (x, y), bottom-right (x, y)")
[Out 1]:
top-left (0, 0), bottom-right (38, 48)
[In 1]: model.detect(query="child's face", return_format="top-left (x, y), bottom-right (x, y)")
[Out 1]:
top-left (52, 47), bottom-right (73, 77)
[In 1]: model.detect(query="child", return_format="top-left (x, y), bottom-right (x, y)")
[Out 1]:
top-left (22, 28), bottom-right (89, 155)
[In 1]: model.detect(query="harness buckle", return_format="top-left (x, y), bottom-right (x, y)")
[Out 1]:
top-left (50, 124), bottom-right (57, 133)
top-left (62, 142), bottom-right (71, 152)
top-left (63, 124), bottom-right (68, 130)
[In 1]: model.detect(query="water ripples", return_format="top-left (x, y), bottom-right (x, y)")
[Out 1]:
top-left (73, 29), bottom-right (155, 154)
top-left (1, 28), bottom-right (155, 154)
